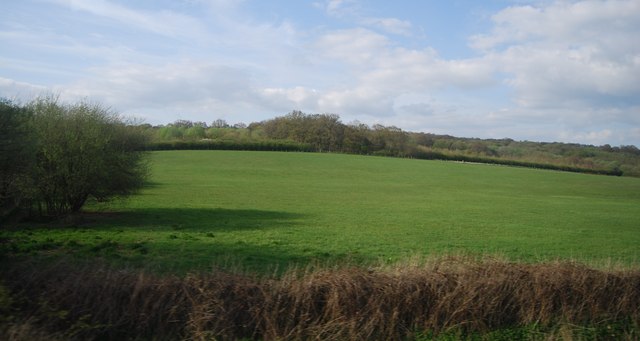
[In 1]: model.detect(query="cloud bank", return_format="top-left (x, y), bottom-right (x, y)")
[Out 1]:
top-left (0, 0), bottom-right (638, 146)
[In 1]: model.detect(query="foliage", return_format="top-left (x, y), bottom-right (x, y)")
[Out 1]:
top-left (140, 111), bottom-right (640, 177)
top-left (0, 99), bottom-right (35, 220)
top-left (146, 139), bottom-right (313, 152)
top-left (0, 96), bottom-right (149, 220)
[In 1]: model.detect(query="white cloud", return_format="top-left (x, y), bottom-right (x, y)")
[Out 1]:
top-left (51, 0), bottom-right (209, 41)
top-left (361, 17), bottom-right (412, 36)
top-left (492, 45), bottom-right (639, 108)
top-left (2, 0), bottom-right (639, 146)
top-left (315, 28), bottom-right (491, 82)
top-left (314, 0), bottom-right (356, 17)
top-left (630, 128), bottom-right (640, 144)
top-left (314, 28), bottom-right (390, 65)
top-left (260, 87), bottom-right (320, 112)
top-left (0, 27), bottom-right (140, 67)
top-left (559, 129), bottom-right (612, 146)
top-left (0, 77), bottom-right (49, 101)
top-left (315, 0), bottom-right (413, 35)
top-left (471, 0), bottom-right (640, 53)
top-left (63, 61), bottom-right (259, 110)
top-left (309, 28), bottom-right (496, 117)
top-left (366, 50), bottom-right (495, 90)
top-left (326, 0), bottom-right (348, 13)
top-left (471, 0), bottom-right (640, 109)
top-left (319, 86), bottom-right (395, 117)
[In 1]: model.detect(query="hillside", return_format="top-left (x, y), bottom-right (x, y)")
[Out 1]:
top-left (138, 111), bottom-right (640, 177)
top-left (3, 150), bottom-right (639, 340)
top-left (5, 150), bottom-right (639, 272)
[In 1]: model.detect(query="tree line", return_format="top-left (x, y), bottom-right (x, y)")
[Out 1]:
top-left (0, 97), bottom-right (148, 222)
top-left (3, 98), bottom-right (638, 223)
top-left (143, 111), bottom-right (639, 177)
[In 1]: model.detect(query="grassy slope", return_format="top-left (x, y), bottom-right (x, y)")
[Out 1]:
top-left (5, 150), bottom-right (640, 272)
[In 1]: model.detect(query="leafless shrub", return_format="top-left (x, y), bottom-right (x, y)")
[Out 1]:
top-left (2, 257), bottom-right (638, 340)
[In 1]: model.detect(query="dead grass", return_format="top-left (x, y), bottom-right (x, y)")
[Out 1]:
top-left (1, 257), bottom-right (638, 340)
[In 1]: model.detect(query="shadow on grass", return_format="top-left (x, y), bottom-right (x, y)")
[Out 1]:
top-left (80, 207), bottom-right (306, 232)
top-left (2, 208), bottom-right (370, 273)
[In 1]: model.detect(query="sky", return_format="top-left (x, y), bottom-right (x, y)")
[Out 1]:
top-left (1, 0), bottom-right (639, 146)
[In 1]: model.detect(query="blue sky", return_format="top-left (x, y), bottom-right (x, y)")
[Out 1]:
top-left (1, 0), bottom-right (639, 146)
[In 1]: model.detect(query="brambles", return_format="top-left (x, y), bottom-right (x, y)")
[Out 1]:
top-left (1, 257), bottom-right (638, 340)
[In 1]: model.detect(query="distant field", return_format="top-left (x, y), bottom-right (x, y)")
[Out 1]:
top-left (4, 150), bottom-right (640, 272)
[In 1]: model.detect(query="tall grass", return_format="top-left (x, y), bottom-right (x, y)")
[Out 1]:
top-left (2, 257), bottom-right (638, 340)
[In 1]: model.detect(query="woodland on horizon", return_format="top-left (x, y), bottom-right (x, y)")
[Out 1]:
top-left (2, 99), bottom-right (640, 340)
top-left (138, 110), bottom-right (640, 177)
top-left (3, 95), bottom-right (639, 178)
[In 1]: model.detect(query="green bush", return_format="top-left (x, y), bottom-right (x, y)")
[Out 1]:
top-left (0, 99), bottom-right (35, 221)
top-left (0, 96), bottom-right (149, 220)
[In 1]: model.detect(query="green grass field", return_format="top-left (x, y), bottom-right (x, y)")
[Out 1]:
top-left (4, 150), bottom-right (640, 273)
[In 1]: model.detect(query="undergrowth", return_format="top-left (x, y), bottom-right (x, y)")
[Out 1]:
top-left (1, 256), bottom-right (638, 340)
